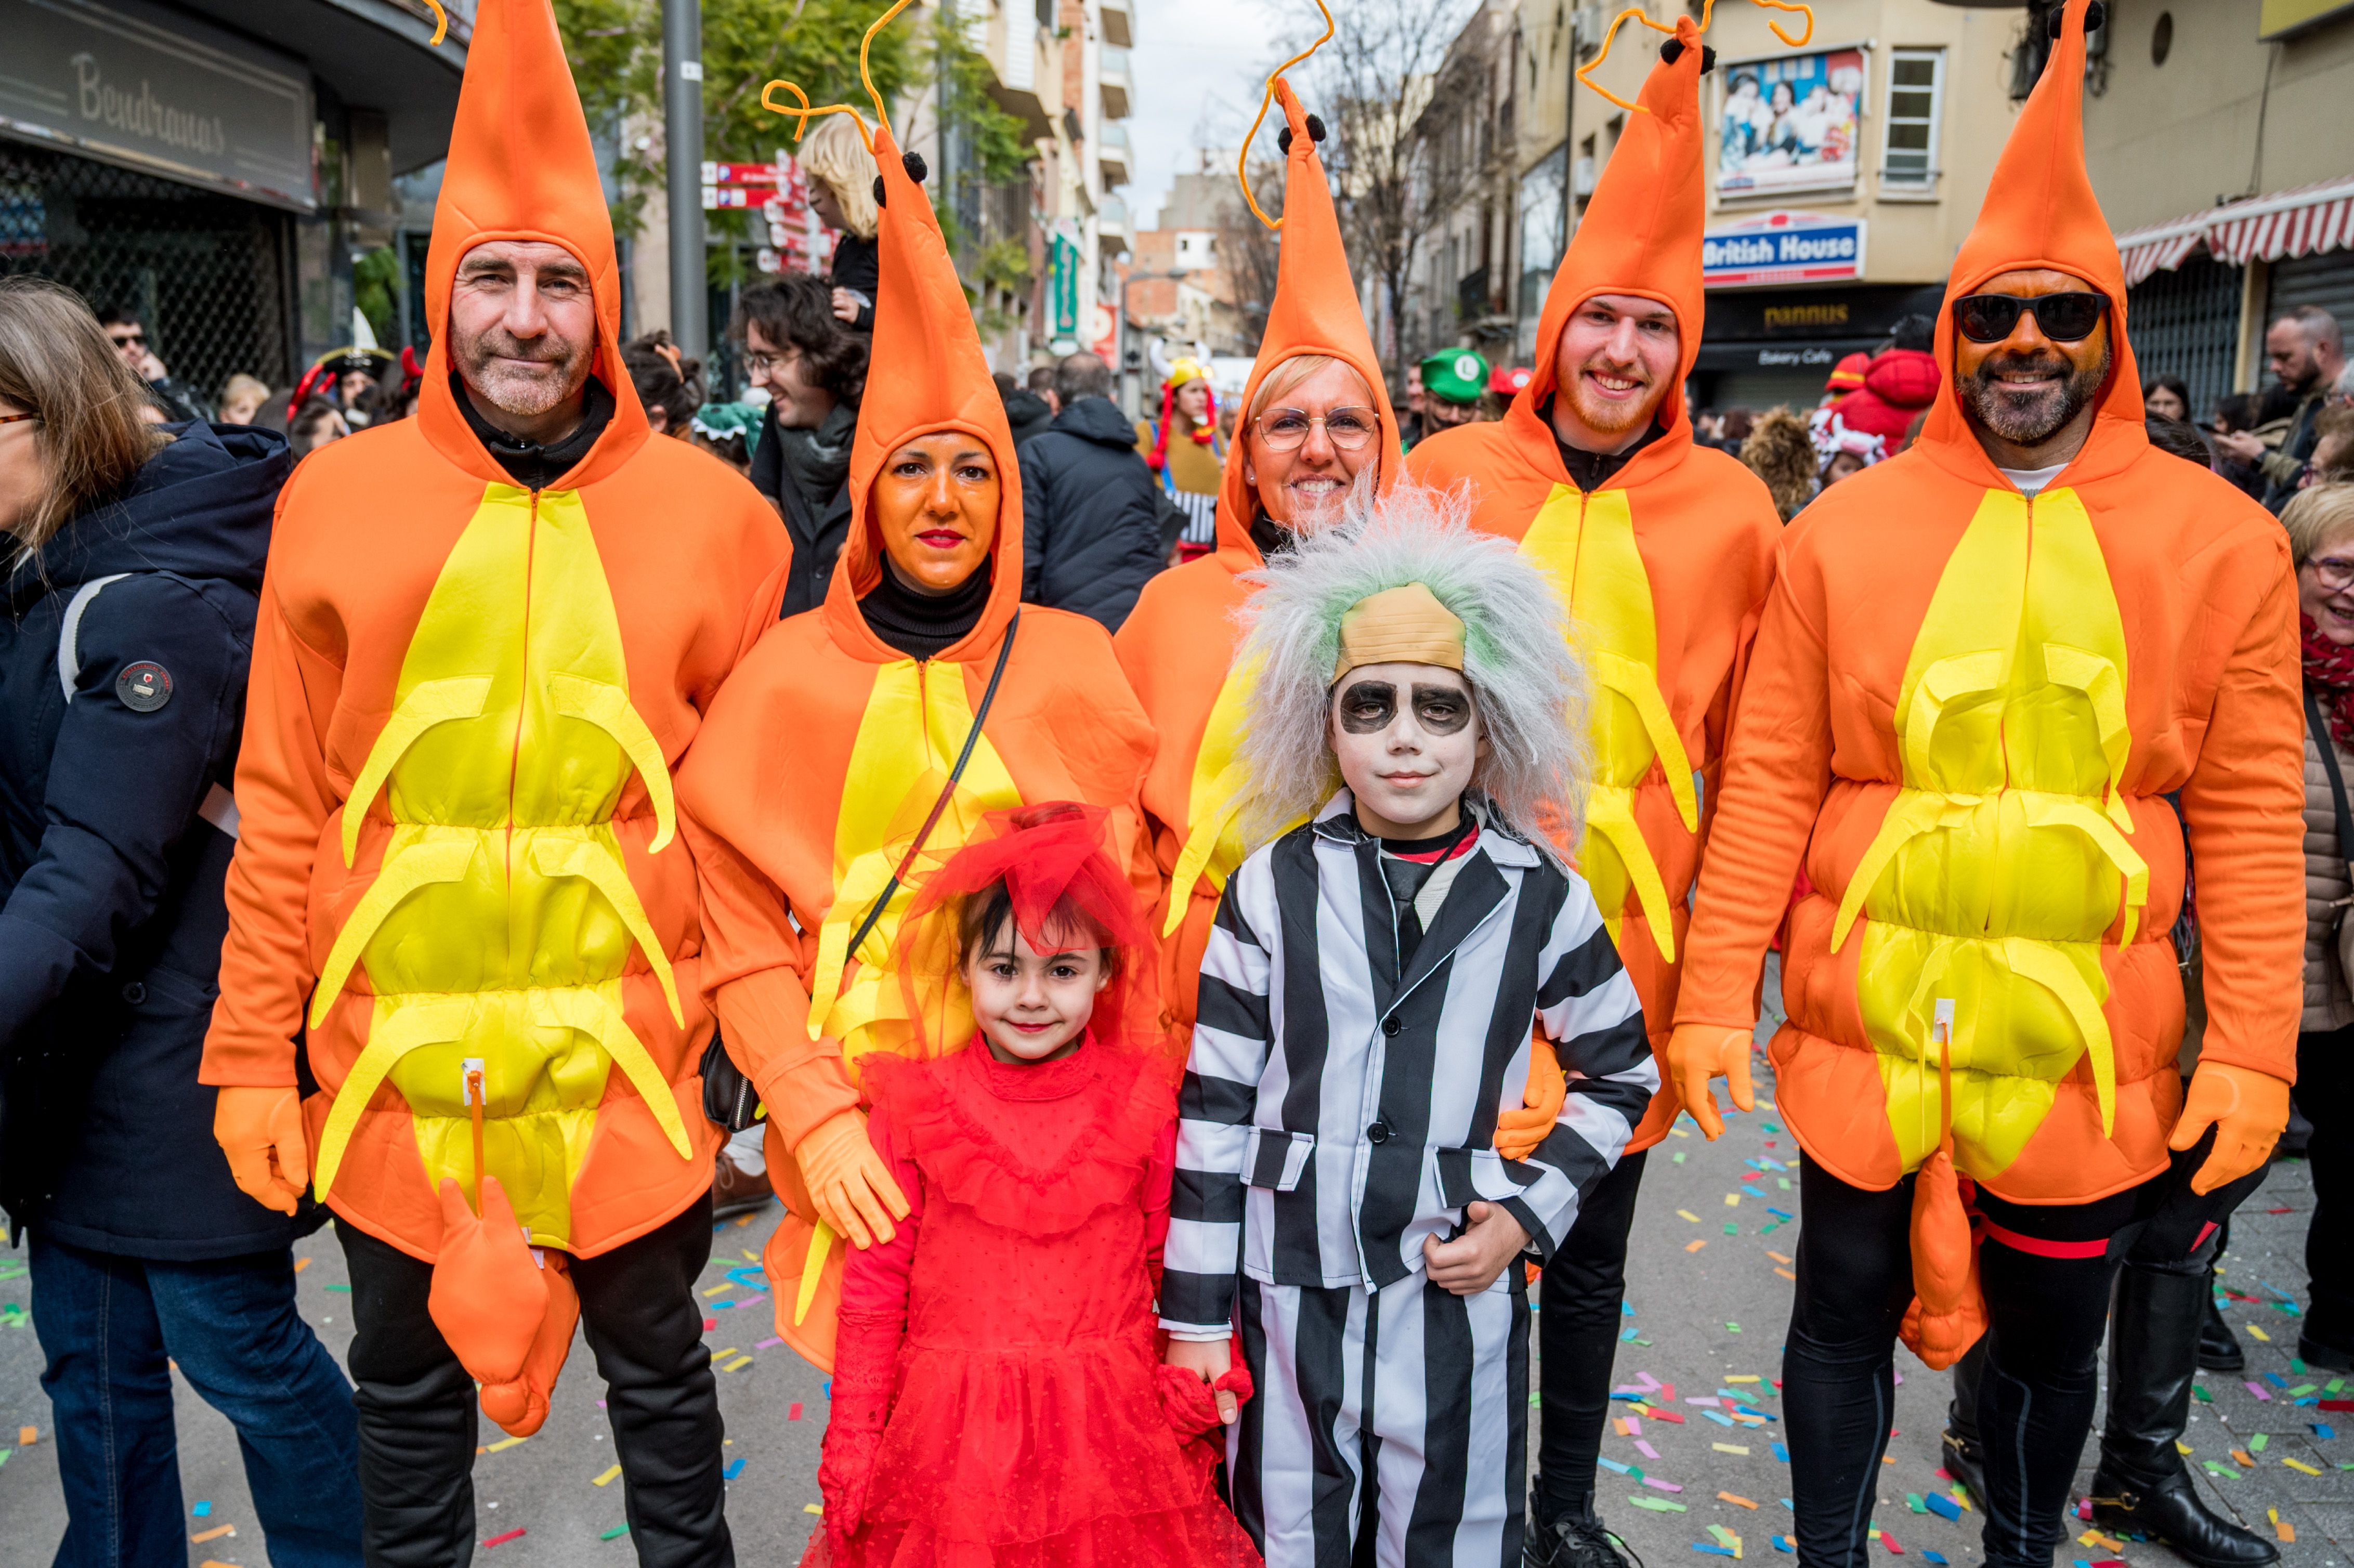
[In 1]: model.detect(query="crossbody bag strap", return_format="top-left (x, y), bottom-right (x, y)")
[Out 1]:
top-left (2308, 686), bottom-right (2354, 882)
top-left (841, 611), bottom-right (1022, 961)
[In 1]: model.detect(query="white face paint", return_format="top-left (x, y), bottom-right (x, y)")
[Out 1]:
top-left (1328, 661), bottom-right (1488, 840)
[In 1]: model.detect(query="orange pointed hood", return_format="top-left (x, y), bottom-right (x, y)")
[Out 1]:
top-left (822, 121), bottom-right (1024, 660)
top-left (1210, 76), bottom-right (1401, 569)
top-left (416, 0), bottom-right (648, 486)
top-left (1510, 13), bottom-right (1710, 466)
top-left (1916, 0), bottom-right (2144, 484)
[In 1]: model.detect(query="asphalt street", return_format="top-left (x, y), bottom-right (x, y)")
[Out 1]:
top-left (0, 970), bottom-right (2342, 1565)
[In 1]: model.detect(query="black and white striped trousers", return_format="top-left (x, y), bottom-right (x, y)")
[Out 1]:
top-left (1228, 1272), bottom-right (1529, 1568)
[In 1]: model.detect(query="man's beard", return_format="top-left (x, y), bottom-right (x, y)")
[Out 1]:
top-left (458, 328), bottom-right (591, 419)
top-left (1959, 344), bottom-right (2110, 446)
top-left (1564, 355), bottom-right (1658, 436)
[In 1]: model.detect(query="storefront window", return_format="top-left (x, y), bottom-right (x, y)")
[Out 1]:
top-left (1882, 48), bottom-right (1944, 191)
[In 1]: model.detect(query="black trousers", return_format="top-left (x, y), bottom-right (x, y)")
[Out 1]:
top-left (338, 1190), bottom-right (730, 1568)
top-left (1785, 1159), bottom-right (2148, 1568)
top-left (1533, 1147), bottom-right (1649, 1525)
top-left (2295, 1024), bottom-right (2353, 1354)
top-left (1948, 1138), bottom-right (2269, 1489)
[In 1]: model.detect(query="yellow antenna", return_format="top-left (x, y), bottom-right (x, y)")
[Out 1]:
top-left (420, 0), bottom-right (447, 47)
top-left (761, 80), bottom-right (876, 154)
top-left (1237, 0), bottom-right (1335, 232)
top-left (1577, 0), bottom-right (1814, 116)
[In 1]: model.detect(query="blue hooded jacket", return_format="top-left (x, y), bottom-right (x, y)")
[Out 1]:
top-left (0, 421), bottom-right (324, 1257)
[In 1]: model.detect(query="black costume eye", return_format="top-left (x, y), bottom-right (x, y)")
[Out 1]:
top-left (1412, 684), bottom-right (1472, 736)
top-left (1338, 680), bottom-right (1397, 735)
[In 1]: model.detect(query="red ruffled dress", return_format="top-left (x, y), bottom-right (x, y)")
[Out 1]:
top-left (812, 1035), bottom-right (1258, 1568)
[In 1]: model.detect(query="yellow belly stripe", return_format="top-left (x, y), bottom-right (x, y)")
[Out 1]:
top-left (1843, 487), bottom-right (2138, 1171)
top-left (317, 485), bottom-right (694, 1246)
top-left (1518, 485), bottom-right (1692, 956)
top-left (807, 659), bottom-right (1022, 1064)
top-left (1166, 652), bottom-right (1266, 937)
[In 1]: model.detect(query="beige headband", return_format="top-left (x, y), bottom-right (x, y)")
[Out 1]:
top-left (1333, 583), bottom-right (1467, 683)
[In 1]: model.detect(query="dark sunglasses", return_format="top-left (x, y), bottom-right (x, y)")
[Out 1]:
top-left (1953, 292), bottom-right (2109, 345)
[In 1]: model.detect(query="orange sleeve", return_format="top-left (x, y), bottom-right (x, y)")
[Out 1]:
top-left (1673, 543), bottom-right (1834, 1030)
top-left (202, 570), bottom-right (337, 1087)
top-left (2175, 555), bottom-right (2306, 1084)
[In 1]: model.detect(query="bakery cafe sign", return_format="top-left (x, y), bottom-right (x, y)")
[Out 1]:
top-left (0, 0), bottom-right (315, 210)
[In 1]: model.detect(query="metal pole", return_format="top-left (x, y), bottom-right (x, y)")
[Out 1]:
top-left (664, 0), bottom-right (706, 360)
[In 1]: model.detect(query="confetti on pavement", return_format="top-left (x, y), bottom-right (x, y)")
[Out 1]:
top-left (483, 1526), bottom-right (527, 1548)
top-left (594, 1464), bottom-right (623, 1486)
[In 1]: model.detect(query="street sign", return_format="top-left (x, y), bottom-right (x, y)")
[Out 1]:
top-left (1701, 212), bottom-right (1866, 289)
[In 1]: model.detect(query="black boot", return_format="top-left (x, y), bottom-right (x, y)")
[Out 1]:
top-left (2199, 1290), bottom-right (2245, 1373)
top-left (2092, 1262), bottom-right (2275, 1568)
top-left (1939, 1427), bottom-right (1987, 1515)
top-left (1941, 1338), bottom-right (1990, 1511)
top-left (1526, 1496), bottom-right (1638, 1568)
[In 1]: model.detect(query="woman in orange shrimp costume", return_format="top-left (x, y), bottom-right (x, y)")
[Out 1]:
top-left (1404, 14), bottom-right (1788, 1554)
top-left (1667, 5), bottom-right (2304, 1564)
top-left (676, 24), bottom-right (1156, 1377)
top-left (200, 0), bottom-right (790, 1555)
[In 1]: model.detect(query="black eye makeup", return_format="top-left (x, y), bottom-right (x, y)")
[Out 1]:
top-left (1337, 680), bottom-right (1397, 734)
top-left (1412, 684), bottom-right (1472, 735)
top-left (1335, 680), bottom-right (1474, 735)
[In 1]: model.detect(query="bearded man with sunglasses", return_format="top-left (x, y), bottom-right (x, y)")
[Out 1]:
top-left (1664, 7), bottom-right (2305, 1568)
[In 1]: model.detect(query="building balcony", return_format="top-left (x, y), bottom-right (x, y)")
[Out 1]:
top-left (1098, 194), bottom-right (1129, 253)
top-left (1100, 45), bottom-right (1130, 120)
top-left (1098, 121), bottom-right (1129, 185)
top-left (1100, 0), bottom-right (1131, 47)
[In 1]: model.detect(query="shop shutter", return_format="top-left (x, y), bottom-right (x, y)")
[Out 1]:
top-left (2268, 251), bottom-right (2354, 338)
top-left (2127, 252), bottom-right (2243, 424)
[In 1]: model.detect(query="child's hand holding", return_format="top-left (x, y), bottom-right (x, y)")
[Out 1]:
top-left (1162, 1338), bottom-right (1241, 1425)
top-left (1423, 1200), bottom-right (1531, 1296)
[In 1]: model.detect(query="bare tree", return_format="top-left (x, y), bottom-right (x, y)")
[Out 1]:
top-left (1280, 0), bottom-right (1476, 382)
top-left (1220, 152), bottom-right (1285, 344)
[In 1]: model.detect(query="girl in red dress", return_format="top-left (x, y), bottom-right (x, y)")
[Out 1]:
top-left (809, 804), bottom-right (1258, 1568)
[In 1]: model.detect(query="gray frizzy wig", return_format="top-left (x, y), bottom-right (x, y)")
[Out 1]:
top-left (1232, 482), bottom-right (1590, 856)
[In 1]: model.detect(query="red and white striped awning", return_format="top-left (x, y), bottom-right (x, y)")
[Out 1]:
top-left (2208, 177), bottom-right (2354, 267)
top-left (2112, 176), bottom-right (2354, 285)
top-left (2115, 212), bottom-right (2212, 286)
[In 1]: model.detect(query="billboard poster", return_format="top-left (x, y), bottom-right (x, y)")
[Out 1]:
top-left (1716, 46), bottom-right (1865, 198)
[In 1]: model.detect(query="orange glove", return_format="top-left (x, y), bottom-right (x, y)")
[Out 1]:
top-left (2167, 1062), bottom-right (2292, 1195)
top-left (1666, 1023), bottom-right (1754, 1140)
top-left (1495, 1037), bottom-right (1565, 1161)
top-left (795, 1109), bottom-right (910, 1248)
top-left (214, 1086), bottom-right (310, 1215)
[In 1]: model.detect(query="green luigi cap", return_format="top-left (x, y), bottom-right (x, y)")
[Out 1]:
top-left (1420, 348), bottom-right (1490, 406)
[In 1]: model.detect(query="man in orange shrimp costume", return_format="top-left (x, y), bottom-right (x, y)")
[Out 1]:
top-left (199, 0), bottom-right (787, 1560)
top-left (1404, 16), bottom-right (1783, 1555)
top-left (1666, 4), bottom-right (2303, 1565)
top-left (677, 86), bottom-right (1156, 1376)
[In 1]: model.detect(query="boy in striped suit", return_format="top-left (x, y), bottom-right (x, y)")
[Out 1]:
top-left (1159, 488), bottom-right (1657, 1568)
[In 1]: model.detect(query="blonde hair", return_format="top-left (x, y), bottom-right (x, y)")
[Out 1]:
top-left (0, 276), bottom-right (168, 569)
top-left (2285, 481), bottom-right (2354, 567)
top-left (800, 114), bottom-right (880, 241)
top-left (218, 373), bottom-right (270, 417)
top-left (1248, 352), bottom-right (1371, 421)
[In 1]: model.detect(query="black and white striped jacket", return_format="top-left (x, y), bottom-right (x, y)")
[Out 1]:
top-left (1161, 793), bottom-right (1655, 1333)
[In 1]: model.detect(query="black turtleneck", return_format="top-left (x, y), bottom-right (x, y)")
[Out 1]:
top-left (1249, 511), bottom-right (1291, 560)
top-left (1540, 395), bottom-right (1666, 493)
top-left (453, 371), bottom-right (616, 490)
top-left (859, 561), bottom-right (992, 660)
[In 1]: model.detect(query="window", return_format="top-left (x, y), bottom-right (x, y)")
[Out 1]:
top-left (1882, 48), bottom-right (1944, 191)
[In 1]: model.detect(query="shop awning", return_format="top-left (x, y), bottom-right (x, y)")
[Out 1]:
top-left (2113, 176), bottom-right (2354, 285)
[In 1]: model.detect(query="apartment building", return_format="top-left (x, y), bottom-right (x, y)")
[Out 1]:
top-left (2094, 0), bottom-right (2354, 420)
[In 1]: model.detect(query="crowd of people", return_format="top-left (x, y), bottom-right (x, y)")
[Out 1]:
top-left (0, 2), bottom-right (2344, 1568)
